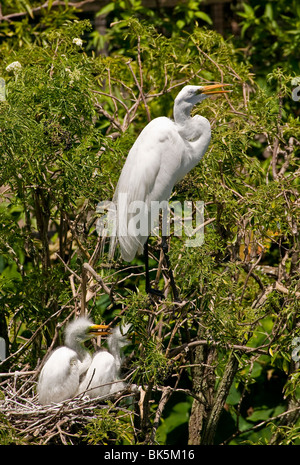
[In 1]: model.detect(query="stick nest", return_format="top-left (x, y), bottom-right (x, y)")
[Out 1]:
top-left (0, 371), bottom-right (137, 445)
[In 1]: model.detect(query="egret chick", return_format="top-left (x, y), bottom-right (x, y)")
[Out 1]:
top-left (37, 317), bottom-right (109, 405)
top-left (77, 323), bottom-right (131, 398)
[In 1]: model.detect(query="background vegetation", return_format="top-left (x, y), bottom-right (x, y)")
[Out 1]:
top-left (0, 0), bottom-right (299, 445)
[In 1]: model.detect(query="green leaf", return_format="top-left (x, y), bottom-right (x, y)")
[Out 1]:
top-left (96, 2), bottom-right (115, 16)
top-left (247, 408), bottom-right (274, 422)
top-left (176, 19), bottom-right (185, 30)
top-left (241, 22), bottom-right (251, 38)
top-left (195, 11), bottom-right (213, 25)
top-left (226, 383), bottom-right (241, 405)
top-left (243, 3), bottom-right (255, 17)
top-left (156, 401), bottom-right (192, 443)
top-left (264, 3), bottom-right (273, 21)
top-left (23, 1), bottom-right (34, 18)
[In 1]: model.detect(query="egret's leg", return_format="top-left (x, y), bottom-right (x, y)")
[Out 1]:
top-left (144, 239), bottom-right (164, 298)
top-left (161, 236), bottom-right (179, 302)
top-left (144, 239), bottom-right (150, 292)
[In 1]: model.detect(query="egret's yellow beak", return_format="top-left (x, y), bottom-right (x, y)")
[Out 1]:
top-left (88, 324), bottom-right (110, 337)
top-left (200, 83), bottom-right (232, 95)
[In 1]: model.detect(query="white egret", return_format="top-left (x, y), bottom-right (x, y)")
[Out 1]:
top-left (110, 84), bottom-right (230, 297)
top-left (77, 323), bottom-right (130, 398)
top-left (37, 317), bottom-right (109, 405)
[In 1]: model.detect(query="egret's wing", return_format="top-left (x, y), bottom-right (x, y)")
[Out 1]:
top-left (111, 117), bottom-right (185, 261)
top-left (37, 347), bottom-right (80, 405)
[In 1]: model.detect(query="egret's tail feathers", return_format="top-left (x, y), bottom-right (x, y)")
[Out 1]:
top-left (108, 233), bottom-right (145, 263)
top-left (117, 234), bottom-right (144, 262)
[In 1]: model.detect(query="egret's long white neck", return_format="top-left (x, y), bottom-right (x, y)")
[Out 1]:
top-left (108, 336), bottom-right (122, 371)
top-left (173, 100), bottom-right (194, 126)
top-left (66, 335), bottom-right (92, 375)
top-left (65, 334), bottom-right (87, 362)
top-left (107, 327), bottom-right (129, 371)
top-left (173, 95), bottom-right (211, 176)
top-left (174, 99), bottom-right (211, 147)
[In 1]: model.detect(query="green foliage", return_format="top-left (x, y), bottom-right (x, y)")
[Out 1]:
top-left (0, 412), bottom-right (26, 445)
top-left (85, 405), bottom-right (135, 445)
top-left (237, 0), bottom-right (300, 76)
top-left (92, 0), bottom-right (212, 54)
top-left (156, 400), bottom-right (192, 444)
top-left (0, 2), bottom-right (299, 446)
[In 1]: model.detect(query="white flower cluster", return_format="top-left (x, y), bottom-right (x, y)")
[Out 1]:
top-left (6, 61), bottom-right (22, 73)
top-left (72, 38), bottom-right (83, 47)
top-left (65, 67), bottom-right (81, 85)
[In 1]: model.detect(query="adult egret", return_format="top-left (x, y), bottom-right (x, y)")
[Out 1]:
top-left (37, 317), bottom-right (109, 405)
top-left (77, 323), bottom-right (130, 398)
top-left (110, 84), bottom-right (230, 297)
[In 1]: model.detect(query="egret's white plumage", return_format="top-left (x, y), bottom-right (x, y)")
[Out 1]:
top-left (37, 317), bottom-right (109, 405)
top-left (77, 351), bottom-right (117, 398)
top-left (110, 84), bottom-right (230, 262)
top-left (77, 324), bottom-right (130, 398)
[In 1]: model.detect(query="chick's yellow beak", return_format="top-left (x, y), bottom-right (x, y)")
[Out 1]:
top-left (201, 83), bottom-right (232, 95)
top-left (88, 324), bottom-right (110, 337)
